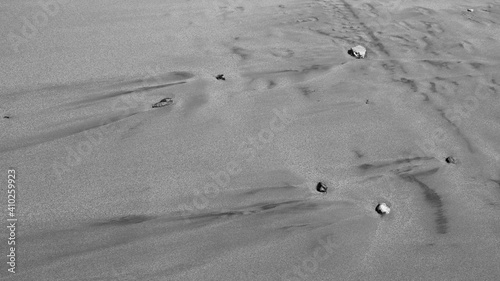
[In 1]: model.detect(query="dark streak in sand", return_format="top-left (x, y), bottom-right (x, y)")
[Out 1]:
top-left (5, 71), bottom-right (194, 99)
top-left (437, 108), bottom-right (457, 127)
top-left (358, 156), bottom-right (434, 171)
top-left (66, 81), bottom-right (186, 108)
top-left (92, 215), bottom-right (154, 227)
top-left (166, 199), bottom-right (327, 231)
top-left (312, 29), bottom-right (332, 36)
top-left (232, 46), bottom-right (252, 60)
top-left (401, 175), bottom-right (448, 234)
top-left (31, 199), bottom-right (322, 268)
top-left (242, 69), bottom-right (299, 78)
top-left (429, 82), bottom-right (437, 93)
top-left (338, 0), bottom-right (390, 57)
top-left (399, 77), bottom-right (419, 92)
top-left (469, 62), bottom-right (483, 71)
top-left (409, 167), bottom-right (440, 177)
top-left (490, 179), bottom-right (500, 190)
top-left (301, 64), bottom-right (332, 74)
top-left (299, 86), bottom-right (315, 97)
top-left (354, 150), bottom-right (364, 158)
top-left (423, 60), bottom-right (452, 69)
top-left (0, 111), bottom-right (140, 153)
top-left (435, 109), bottom-right (475, 153)
top-left (279, 224), bottom-right (309, 231)
top-left (242, 185), bottom-right (297, 196)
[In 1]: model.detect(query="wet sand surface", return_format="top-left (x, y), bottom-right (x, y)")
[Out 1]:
top-left (1, 0), bottom-right (500, 280)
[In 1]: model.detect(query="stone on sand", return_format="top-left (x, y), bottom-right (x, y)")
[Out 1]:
top-left (316, 182), bottom-right (328, 193)
top-left (152, 97), bottom-right (173, 108)
top-left (445, 156), bottom-right (457, 164)
top-left (349, 45), bottom-right (366, 59)
top-left (375, 203), bottom-right (390, 215)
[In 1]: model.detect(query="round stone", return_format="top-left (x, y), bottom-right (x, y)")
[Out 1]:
top-left (375, 203), bottom-right (390, 215)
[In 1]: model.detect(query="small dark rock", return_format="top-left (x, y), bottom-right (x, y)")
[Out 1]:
top-left (445, 156), bottom-right (457, 164)
top-left (375, 203), bottom-right (390, 215)
top-left (3, 116), bottom-right (10, 119)
top-left (152, 97), bottom-right (174, 108)
top-left (216, 74), bottom-right (226, 80)
top-left (316, 182), bottom-right (328, 193)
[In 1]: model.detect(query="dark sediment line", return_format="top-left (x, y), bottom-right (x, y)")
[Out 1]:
top-left (455, 127), bottom-right (475, 153)
top-left (241, 69), bottom-right (299, 77)
top-left (420, 92), bottom-right (430, 101)
top-left (5, 71), bottom-right (194, 99)
top-left (183, 199), bottom-right (319, 223)
top-left (398, 77), bottom-right (419, 92)
top-left (490, 179), bottom-right (500, 191)
top-left (435, 109), bottom-right (476, 153)
top-left (0, 111), bottom-right (139, 153)
top-left (429, 82), bottom-right (437, 93)
top-left (27, 199), bottom-right (314, 271)
top-left (358, 156), bottom-right (434, 171)
top-left (301, 64), bottom-right (333, 73)
top-left (91, 215), bottom-right (155, 227)
top-left (423, 59), bottom-right (453, 69)
top-left (339, 0), bottom-right (390, 56)
top-left (242, 185), bottom-right (297, 196)
top-left (232, 46), bottom-right (252, 60)
top-left (401, 175), bottom-right (448, 234)
top-left (409, 167), bottom-right (440, 177)
top-left (65, 81), bottom-right (185, 108)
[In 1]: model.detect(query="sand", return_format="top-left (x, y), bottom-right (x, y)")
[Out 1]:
top-left (1, 0), bottom-right (500, 280)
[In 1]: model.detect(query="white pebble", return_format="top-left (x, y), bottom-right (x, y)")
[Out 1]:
top-left (350, 45), bottom-right (366, 59)
top-left (376, 203), bottom-right (391, 215)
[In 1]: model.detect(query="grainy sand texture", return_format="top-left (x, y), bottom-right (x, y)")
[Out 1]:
top-left (1, 0), bottom-right (500, 280)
